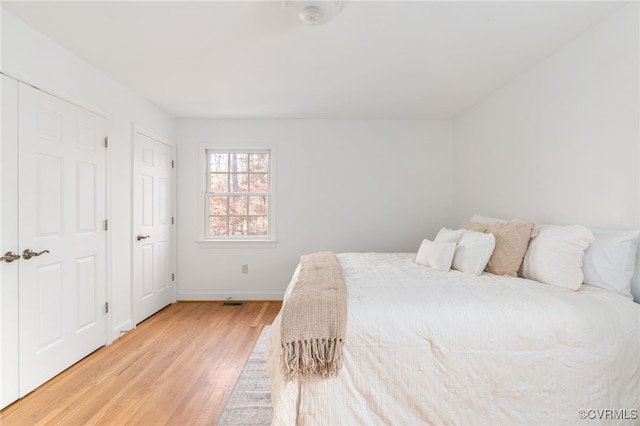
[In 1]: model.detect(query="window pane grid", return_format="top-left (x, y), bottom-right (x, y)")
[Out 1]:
top-left (210, 174), bottom-right (269, 193)
top-left (205, 149), bottom-right (270, 239)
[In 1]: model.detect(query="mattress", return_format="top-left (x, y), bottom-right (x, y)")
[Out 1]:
top-left (266, 252), bottom-right (640, 425)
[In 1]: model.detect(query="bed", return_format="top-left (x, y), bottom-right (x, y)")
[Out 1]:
top-left (266, 224), bottom-right (640, 425)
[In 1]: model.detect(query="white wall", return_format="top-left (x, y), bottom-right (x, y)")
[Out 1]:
top-left (176, 120), bottom-right (453, 299)
top-left (1, 12), bottom-right (176, 339)
top-left (3, 1), bottom-right (637, 309)
top-left (452, 3), bottom-right (639, 298)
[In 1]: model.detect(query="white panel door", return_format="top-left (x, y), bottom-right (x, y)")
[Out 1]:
top-left (17, 83), bottom-right (107, 396)
top-left (1, 75), bottom-right (20, 409)
top-left (133, 130), bottom-right (174, 324)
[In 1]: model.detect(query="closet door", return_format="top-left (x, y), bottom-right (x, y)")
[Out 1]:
top-left (17, 83), bottom-right (107, 396)
top-left (1, 75), bottom-right (20, 409)
top-left (133, 130), bottom-right (174, 324)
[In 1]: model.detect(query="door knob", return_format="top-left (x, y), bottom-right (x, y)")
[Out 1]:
top-left (1, 251), bottom-right (21, 263)
top-left (137, 235), bottom-right (150, 241)
top-left (22, 249), bottom-right (50, 260)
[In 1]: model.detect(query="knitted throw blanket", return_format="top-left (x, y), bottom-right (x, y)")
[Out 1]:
top-left (280, 252), bottom-right (347, 381)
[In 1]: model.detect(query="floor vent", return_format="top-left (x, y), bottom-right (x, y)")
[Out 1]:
top-left (221, 301), bottom-right (244, 306)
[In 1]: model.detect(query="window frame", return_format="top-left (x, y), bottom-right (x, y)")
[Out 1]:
top-left (197, 143), bottom-right (277, 246)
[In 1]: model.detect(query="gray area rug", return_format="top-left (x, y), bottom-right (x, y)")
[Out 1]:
top-left (217, 325), bottom-right (273, 426)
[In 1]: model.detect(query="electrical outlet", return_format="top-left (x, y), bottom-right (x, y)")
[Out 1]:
top-left (242, 264), bottom-right (249, 273)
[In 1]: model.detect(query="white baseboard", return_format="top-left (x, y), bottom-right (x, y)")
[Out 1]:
top-left (112, 319), bottom-right (134, 343)
top-left (177, 292), bottom-right (284, 301)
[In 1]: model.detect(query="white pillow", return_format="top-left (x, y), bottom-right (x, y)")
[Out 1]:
top-left (434, 227), bottom-right (464, 244)
top-left (522, 225), bottom-right (595, 290)
top-left (582, 229), bottom-right (640, 299)
top-left (415, 239), bottom-right (456, 272)
top-left (451, 230), bottom-right (496, 276)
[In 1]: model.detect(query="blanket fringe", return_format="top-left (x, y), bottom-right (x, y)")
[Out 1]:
top-left (282, 338), bottom-right (345, 381)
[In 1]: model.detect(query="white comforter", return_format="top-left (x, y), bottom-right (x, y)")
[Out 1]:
top-left (267, 253), bottom-right (640, 425)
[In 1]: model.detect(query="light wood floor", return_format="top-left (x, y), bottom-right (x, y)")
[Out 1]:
top-left (0, 301), bottom-right (282, 426)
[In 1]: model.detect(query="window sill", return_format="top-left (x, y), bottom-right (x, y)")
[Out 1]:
top-left (196, 239), bottom-right (278, 249)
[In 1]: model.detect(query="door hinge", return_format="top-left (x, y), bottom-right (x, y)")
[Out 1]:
top-left (171, 217), bottom-right (175, 225)
top-left (172, 273), bottom-right (175, 282)
top-left (105, 302), bottom-right (109, 313)
top-left (104, 220), bottom-right (108, 231)
top-left (171, 160), bottom-right (175, 168)
top-left (104, 137), bottom-right (108, 148)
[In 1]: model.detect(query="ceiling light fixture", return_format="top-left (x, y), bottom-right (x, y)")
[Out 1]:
top-left (282, 0), bottom-right (343, 26)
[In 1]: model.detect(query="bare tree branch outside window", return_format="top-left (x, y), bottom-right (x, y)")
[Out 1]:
top-left (206, 150), bottom-right (270, 238)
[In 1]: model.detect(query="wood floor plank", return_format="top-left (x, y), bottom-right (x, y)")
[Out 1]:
top-left (0, 301), bottom-right (282, 426)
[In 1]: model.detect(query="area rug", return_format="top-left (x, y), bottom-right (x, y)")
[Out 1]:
top-left (217, 325), bottom-right (273, 426)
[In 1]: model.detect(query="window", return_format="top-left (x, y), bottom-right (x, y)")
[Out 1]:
top-left (204, 149), bottom-right (273, 240)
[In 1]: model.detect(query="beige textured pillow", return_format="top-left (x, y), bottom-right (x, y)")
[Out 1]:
top-left (485, 222), bottom-right (535, 277)
top-left (464, 221), bottom-right (488, 232)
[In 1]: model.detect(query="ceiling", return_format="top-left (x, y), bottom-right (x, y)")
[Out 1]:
top-left (2, 1), bottom-right (626, 119)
